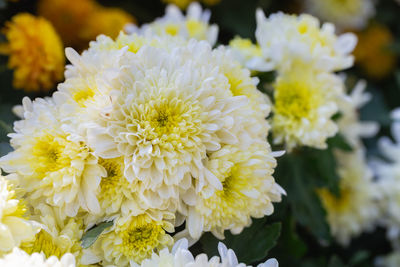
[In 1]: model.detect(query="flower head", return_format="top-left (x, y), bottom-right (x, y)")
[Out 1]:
top-left (0, 98), bottom-right (104, 217)
top-left (0, 175), bottom-right (38, 255)
top-left (38, 0), bottom-right (135, 50)
top-left (371, 112), bottom-right (400, 241)
top-left (318, 149), bottom-right (381, 245)
top-left (337, 80), bottom-right (379, 148)
top-left (0, 13), bottom-right (64, 92)
top-left (304, 0), bottom-right (375, 30)
top-left (0, 247), bottom-right (76, 267)
top-left (271, 65), bottom-right (341, 150)
top-left (131, 238), bottom-right (278, 267)
top-left (354, 24), bottom-right (397, 79)
top-left (125, 3), bottom-right (218, 46)
top-left (85, 214), bottom-right (174, 266)
top-left (187, 143), bottom-right (284, 239)
top-left (21, 204), bottom-right (84, 260)
top-left (255, 10), bottom-right (357, 72)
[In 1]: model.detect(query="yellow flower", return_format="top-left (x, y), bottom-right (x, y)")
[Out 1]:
top-left (38, 0), bottom-right (96, 49)
top-left (80, 7), bottom-right (135, 44)
top-left (0, 13), bottom-right (64, 93)
top-left (354, 24), bottom-right (397, 79)
top-left (38, 0), bottom-right (135, 50)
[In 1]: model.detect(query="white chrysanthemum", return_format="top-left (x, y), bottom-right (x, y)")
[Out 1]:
top-left (0, 175), bottom-right (38, 255)
top-left (371, 112), bottom-right (400, 241)
top-left (228, 37), bottom-right (274, 72)
top-left (304, 0), bottom-right (375, 30)
top-left (0, 97), bottom-right (104, 217)
top-left (318, 149), bottom-right (381, 245)
top-left (80, 36), bottom-right (272, 213)
top-left (271, 65), bottom-right (342, 150)
top-left (187, 143), bottom-right (284, 239)
top-left (21, 203), bottom-right (84, 261)
top-left (131, 238), bottom-right (279, 267)
top-left (125, 3), bottom-right (218, 46)
top-left (83, 213), bottom-right (174, 266)
top-left (255, 10), bottom-right (357, 72)
top-left (338, 80), bottom-right (379, 148)
top-left (0, 247), bottom-right (76, 267)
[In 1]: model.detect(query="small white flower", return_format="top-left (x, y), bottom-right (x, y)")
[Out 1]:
top-left (0, 247), bottom-right (76, 267)
top-left (255, 10), bottom-right (357, 73)
top-left (125, 2), bottom-right (218, 46)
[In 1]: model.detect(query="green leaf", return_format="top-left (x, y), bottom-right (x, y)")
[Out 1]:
top-left (327, 134), bottom-right (353, 152)
top-left (81, 221), bottom-right (113, 249)
top-left (348, 251), bottom-right (370, 267)
top-left (328, 256), bottom-right (345, 267)
top-left (201, 219), bottom-right (281, 264)
top-left (275, 155), bottom-right (331, 242)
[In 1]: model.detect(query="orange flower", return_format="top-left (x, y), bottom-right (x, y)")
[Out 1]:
top-left (80, 7), bottom-right (136, 42)
top-left (0, 13), bottom-right (64, 93)
top-left (354, 24), bottom-right (397, 79)
top-left (38, 0), bottom-right (135, 50)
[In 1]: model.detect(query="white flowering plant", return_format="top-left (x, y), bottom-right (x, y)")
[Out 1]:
top-left (0, 0), bottom-right (399, 267)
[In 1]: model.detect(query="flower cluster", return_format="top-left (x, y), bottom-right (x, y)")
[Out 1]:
top-left (0, 5), bottom-right (285, 265)
top-left (0, 0), bottom-right (391, 265)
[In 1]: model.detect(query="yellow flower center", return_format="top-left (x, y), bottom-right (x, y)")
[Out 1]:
top-left (229, 37), bottom-right (262, 58)
top-left (274, 78), bottom-right (315, 121)
top-left (118, 215), bottom-right (166, 263)
top-left (31, 134), bottom-right (88, 178)
top-left (318, 187), bottom-right (352, 213)
top-left (225, 71), bottom-right (244, 97)
top-left (165, 24), bottom-right (179, 36)
top-left (132, 96), bottom-right (202, 145)
top-left (73, 87), bottom-right (95, 107)
top-left (99, 157), bottom-right (128, 199)
top-left (186, 19), bottom-right (206, 39)
top-left (23, 230), bottom-right (63, 259)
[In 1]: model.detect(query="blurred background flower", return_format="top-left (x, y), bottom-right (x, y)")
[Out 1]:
top-left (0, 13), bottom-right (64, 93)
top-left (38, 0), bottom-right (135, 51)
top-left (354, 23), bottom-right (397, 80)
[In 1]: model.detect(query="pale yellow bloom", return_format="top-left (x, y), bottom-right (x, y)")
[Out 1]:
top-left (272, 64), bottom-right (341, 150)
top-left (0, 175), bottom-right (38, 255)
top-left (304, 0), bottom-right (375, 30)
top-left (0, 98), bottom-right (104, 217)
top-left (0, 247), bottom-right (76, 267)
top-left (255, 10), bottom-right (357, 73)
top-left (187, 143), bottom-right (284, 239)
top-left (318, 149), bottom-right (380, 245)
top-left (84, 214), bottom-right (174, 266)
